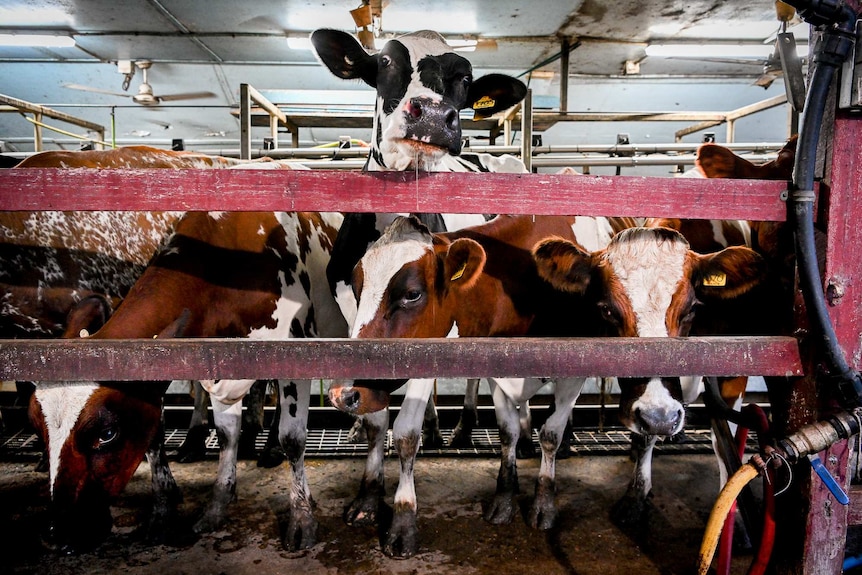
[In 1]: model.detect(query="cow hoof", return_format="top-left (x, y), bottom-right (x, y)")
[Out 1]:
top-left (382, 510), bottom-right (419, 558)
top-left (344, 495), bottom-right (380, 527)
top-left (446, 424), bottom-right (474, 448)
top-left (483, 494), bottom-right (517, 525)
top-left (530, 478), bottom-right (557, 530)
top-left (528, 500), bottom-right (557, 530)
top-left (256, 446), bottom-right (286, 468)
top-left (283, 512), bottom-right (318, 552)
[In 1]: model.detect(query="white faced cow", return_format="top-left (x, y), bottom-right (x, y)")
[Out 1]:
top-left (327, 214), bottom-right (637, 557)
top-left (532, 226), bottom-right (765, 525)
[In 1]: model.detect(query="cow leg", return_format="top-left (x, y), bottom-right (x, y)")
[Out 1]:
top-left (516, 399), bottom-right (536, 458)
top-left (238, 380), bottom-right (267, 460)
top-left (529, 377), bottom-right (586, 530)
top-left (177, 380), bottom-right (210, 463)
top-left (422, 386), bottom-right (445, 449)
top-left (344, 408), bottom-right (388, 526)
top-left (384, 378), bottom-right (434, 558)
top-left (277, 379), bottom-right (317, 551)
top-left (194, 398), bottom-right (241, 533)
top-left (145, 413), bottom-right (182, 543)
top-left (448, 378), bottom-right (480, 447)
top-left (257, 397), bottom-right (286, 468)
top-left (611, 432), bottom-right (658, 526)
top-left (483, 379), bottom-right (521, 525)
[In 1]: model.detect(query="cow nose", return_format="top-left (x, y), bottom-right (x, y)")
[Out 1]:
top-left (634, 406), bottom-right (683, 437)
top-left (404, 97), bottom-right (462, 155)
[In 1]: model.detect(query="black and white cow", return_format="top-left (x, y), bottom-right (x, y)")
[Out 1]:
top-left (309, 28), bottom-right (536, 556)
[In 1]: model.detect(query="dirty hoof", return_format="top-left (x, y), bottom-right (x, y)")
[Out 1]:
top-left (483, 493), bottom-right (517, 525)
top-left (382, 508), bottom-right (419, 558)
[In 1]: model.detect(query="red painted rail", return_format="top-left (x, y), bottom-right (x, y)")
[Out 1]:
top-left (0, 168), bottom-right (790, 221)
top-left (0, 168), bottom-right (800, 381)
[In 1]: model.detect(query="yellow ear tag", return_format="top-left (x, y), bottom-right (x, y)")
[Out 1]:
top-left (472, 96), bottom-right (496, 110)
top-left (703, 272), bottom-right (727, 287)
top-left (450, 261), bottom-right (468, 281)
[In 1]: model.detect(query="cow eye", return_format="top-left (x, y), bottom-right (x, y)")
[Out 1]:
top-left (97, 426), bottom-right (119, 448)
top-left (461, 75), bottom-right (472, 88)
top-left (402, 289), bottom-right (422, 306)
top-left (380, 54), bottom-right (392, 68)
top-left (597, 302), bottom-right (619, 325)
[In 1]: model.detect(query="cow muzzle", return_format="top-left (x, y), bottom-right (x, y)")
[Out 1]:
top-left (43, 497), bottom-right (113, 554)
top-left (403, 97), bottom-right (462, 156)
top-left (617, 377), bottom-right (686, 438)
top-left (327, 379), bottom-right (407, 415)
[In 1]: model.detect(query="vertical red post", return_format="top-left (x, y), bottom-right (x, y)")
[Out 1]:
top-left (800, 111), bottom-right (862, 573)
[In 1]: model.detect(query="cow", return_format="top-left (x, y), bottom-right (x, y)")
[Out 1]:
top-left (531, 226), bottom-right (765, 526)
top-left (3, 147), bottom-right (293, 463)
top-left (28, 205), bottom-right (346, 553)
top-left (326, 213), bottom-right (637, 557)
top-left (311, 28), bottom-right (531, 456)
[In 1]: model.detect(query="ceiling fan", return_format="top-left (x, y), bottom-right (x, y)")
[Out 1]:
top-left (64, 60), bottom-right (216, 106)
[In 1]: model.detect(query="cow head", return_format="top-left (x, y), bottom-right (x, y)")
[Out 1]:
top-left (311, 28), bottom-right (526, 171)
top-left (532, 226), bottom-right (764, 437)
top-left (28, 311), bottom-right (189, 553)
top-left (328, 216), bottom-right (486, 414)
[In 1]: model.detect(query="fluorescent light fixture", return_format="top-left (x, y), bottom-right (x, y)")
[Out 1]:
top-left (0, 33), bottom-right (75, 48)
top-left (286, 36), bottom-right (313, 50)
top-left (288, 35), bottom-right (479, 52)
top-left (645, 43), bottom-right (807, 59)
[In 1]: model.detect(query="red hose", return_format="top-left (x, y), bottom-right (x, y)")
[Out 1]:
top-left (743, 404), bottom-right (775, 575)
top-left (717, 423), bottom-right (750, 575)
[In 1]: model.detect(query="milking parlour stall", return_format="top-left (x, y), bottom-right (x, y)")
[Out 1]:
top-left (2, 1), bottom-right (862, 574)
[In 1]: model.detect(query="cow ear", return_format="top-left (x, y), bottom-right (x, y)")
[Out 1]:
top-left (695, 247), bottom-right (765, 299)
top-left (696, 143), bottom-right (745, 178)
top-left (444, 238), bottom-right (486, 291)
top-left (532, 237), bottom-right (593, 294)
top-left (310, 29), bottom-right (378, 87)
top-left (466, 74), bottom-right (527, 118)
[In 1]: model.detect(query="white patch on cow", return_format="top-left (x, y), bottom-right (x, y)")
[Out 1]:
top-left (200, 379), bottom-right (256, 405)
top-left (352, 234), bottom-right (431, 337)
top-left (605, 230), bottom-right (688, 337)
top-left (208, 212), bottom-right (226, 220)
top-left (571, 216), bottom-right (616, 252)
top-left (630, 377), bottom-right (685, 435)
top-left (446, 323), bottom-right (459, 338)
top-left (334, 281), bottom-right (358, 331)
top-left (34, 382), bottom-right (98, 495)
top-left (257, 224), bottom-right (266, 236)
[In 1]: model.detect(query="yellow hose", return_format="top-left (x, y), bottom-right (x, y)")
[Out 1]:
top-left (696, 461), bottom-right (762, 575)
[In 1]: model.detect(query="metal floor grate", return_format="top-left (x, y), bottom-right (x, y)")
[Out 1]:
top-left (2, 426), bottom-right (757, 461)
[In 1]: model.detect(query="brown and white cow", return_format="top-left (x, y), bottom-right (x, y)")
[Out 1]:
top-left (532, 226), bottom-right (765, 525)
top-left (3, 146), bottom-right (288, 462)
top-left (327, 213), bottom-right (637, 557)
top-left (28, 207), bottom-right (345, 553)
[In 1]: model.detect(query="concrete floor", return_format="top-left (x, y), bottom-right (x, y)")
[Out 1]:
top-left (0, 444), bottom-right (762, 575)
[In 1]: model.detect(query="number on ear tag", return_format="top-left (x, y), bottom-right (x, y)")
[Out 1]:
top-left (703, 272), bottom-right (727, 287)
